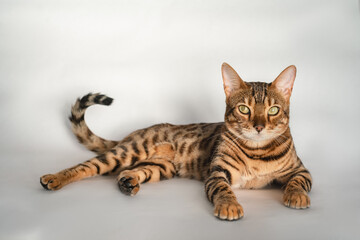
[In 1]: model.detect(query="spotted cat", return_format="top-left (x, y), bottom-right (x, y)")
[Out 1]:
top-left (40, 63), bottom-right (312, 221)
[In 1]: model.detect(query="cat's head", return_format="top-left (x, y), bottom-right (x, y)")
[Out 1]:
top-left (221, 63), bottom-right (296, 142)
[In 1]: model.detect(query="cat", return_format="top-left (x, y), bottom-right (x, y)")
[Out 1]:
top-left (40, 63), bottom-right (312, 221)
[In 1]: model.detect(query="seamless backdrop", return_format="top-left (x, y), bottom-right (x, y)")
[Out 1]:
top-left (0, 1), bottom-right (359, 240)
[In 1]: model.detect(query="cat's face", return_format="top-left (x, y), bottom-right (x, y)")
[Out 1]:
top-left (221, 63), bottom-right (296, 142)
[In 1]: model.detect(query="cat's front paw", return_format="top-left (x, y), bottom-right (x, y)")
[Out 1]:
top-left (283, 190), bottom-right (310, 209)
top-left (117, 175), bottom-right (140, 196)
top-left (214, 201), bottom-right (244, 221)
top-left (40, 174), bottom-right (63, 190)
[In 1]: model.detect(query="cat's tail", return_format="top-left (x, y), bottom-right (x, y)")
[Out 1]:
top-left (69, 93), bottom-right (119, 154)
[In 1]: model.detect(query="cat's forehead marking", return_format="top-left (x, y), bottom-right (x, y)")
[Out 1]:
top-left (247, 82), bottom-right (269, 104)
top-left (270, 98), bottom-right (275, 106)
top-left (244, 97), bottom-right (250, 105)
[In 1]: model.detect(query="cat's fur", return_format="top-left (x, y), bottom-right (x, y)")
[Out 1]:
top-left (40, 63), bottom-right (312, 221)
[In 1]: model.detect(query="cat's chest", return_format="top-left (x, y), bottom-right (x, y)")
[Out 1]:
top-left (231, 159), bottom-right (279, 189)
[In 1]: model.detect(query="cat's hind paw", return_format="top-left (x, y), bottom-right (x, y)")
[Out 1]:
top-left (117, 175), bottom-right (140, 196)
top-left (40, 174), bottom-right (63, 191)
top-left (283, 190), bottom-right (310, 209)
top-left (214, 201), bottom-right (244, 221)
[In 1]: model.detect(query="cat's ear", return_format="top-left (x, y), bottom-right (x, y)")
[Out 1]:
top-left (221, 63), bottom-right (247, 99)
top-left (271, 65), bottom-right (296, 102)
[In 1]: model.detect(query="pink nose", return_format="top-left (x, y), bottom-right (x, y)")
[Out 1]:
top-left (254, 125), bottom-right (264, 133)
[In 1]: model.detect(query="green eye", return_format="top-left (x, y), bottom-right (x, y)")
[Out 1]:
top-left (268, 106), bottom-right (279, 116)
top-left (239, 105), bottom-right (250, 114)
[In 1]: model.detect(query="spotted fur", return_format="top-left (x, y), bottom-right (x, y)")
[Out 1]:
top-left (40, 63), bottom-right (312, 221)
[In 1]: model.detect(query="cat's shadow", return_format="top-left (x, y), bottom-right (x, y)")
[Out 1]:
top-left (233, 183), bottom-right (285, 206)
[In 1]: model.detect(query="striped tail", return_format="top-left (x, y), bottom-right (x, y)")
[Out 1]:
top-left (69, 93), bottom-right (118, 154)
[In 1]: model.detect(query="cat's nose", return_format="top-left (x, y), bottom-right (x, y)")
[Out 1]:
top-left (254, 125), bottom-right (264, 133)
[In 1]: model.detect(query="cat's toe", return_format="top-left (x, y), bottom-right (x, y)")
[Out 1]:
top-left (214, 201), bottom-right (244, 221)
top-left (117, 175), bottom-right (140, 196)
top-left (283, 190), bottom-right (310, 209)
top-left (40, 174), bottom-right (63, 191)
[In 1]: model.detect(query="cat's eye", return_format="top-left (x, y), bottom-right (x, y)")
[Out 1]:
top-left (268, 106), bottom-right (279, 116)
top-left (239, 105), bottom-right (250, 114)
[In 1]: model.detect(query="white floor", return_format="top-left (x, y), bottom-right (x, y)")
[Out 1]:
top-left (0, 148), bottom-right (359, 240)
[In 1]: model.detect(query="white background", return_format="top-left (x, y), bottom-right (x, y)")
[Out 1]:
top-left (1, 0), bottom-right (359, 239)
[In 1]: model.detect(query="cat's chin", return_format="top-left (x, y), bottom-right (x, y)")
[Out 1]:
top-left (227, 128), bottom-right (274, 143)
top-left (246, 136), bottom-right (270, 143)
top-left (241, 132), bottom-right (277, 143)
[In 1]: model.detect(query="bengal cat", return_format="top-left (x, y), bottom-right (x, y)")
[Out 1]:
top-left (40, 63), bottom-right (312, 221)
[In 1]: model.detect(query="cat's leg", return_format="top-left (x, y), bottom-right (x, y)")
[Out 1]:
top-left (117, 144), bottom-right (176, 196)
top-left (277, 163), bottom-right (312, 209)
top-left (205, 164), bottom-right (244, 221)
top-left (40, 145), bottom-right (137, 190)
